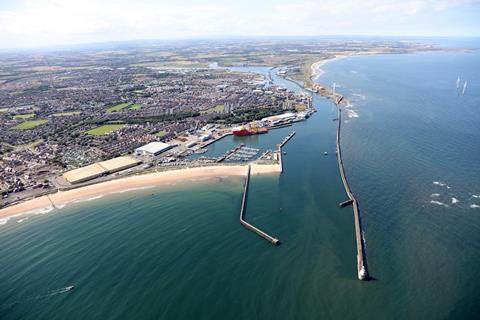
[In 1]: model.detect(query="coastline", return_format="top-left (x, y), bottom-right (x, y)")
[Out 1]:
top-left (0, 164), bottom-right (280, 224)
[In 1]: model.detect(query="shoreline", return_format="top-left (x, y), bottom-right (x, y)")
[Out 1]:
top-left (0, 164), bottom-right (280, 225)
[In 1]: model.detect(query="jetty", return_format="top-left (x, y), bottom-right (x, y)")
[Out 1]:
top-left (279, 131), bottom-right (296, 148)
top-left (239, 165), bottom-right (280, 245)
top-left (336, 105), bottom-right (370, 281)
top-left (277, 131), bottom-right (296, 173)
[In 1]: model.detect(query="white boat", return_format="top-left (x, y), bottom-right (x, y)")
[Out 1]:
top-left (456, 76), bottom-right (460, 89)
top-left (65, 285), bottom-right (75, 291)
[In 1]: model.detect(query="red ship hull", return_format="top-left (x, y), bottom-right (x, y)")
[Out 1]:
top-left (233, 129), bottom-right (253, 136)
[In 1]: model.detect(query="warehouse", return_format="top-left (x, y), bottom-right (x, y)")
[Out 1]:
top-left (135, 142), bottom-right (173, 156)
top-left (63, 163), bottom-right (107, 184)
top-left (98, 156), bottom-right (141, 173)
top-left (62, 156), bottom-right (141, 184)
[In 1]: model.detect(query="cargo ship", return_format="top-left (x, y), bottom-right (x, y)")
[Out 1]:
top-left (232, 124), bottom-right (268, 136)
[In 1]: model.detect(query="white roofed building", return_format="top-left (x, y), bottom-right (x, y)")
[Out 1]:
top-left (135, 142), bottom-right (173, 156)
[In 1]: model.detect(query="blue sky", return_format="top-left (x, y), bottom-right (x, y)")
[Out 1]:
top-left (0, 0), bottom-right (479, 48)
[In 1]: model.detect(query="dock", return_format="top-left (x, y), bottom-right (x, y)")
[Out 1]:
top-left (239, 165), bottom-right (280, 245)
top-left (336, 106), bottom-right (370, 281)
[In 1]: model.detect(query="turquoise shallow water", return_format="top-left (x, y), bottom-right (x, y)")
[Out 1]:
top-left (1, 48), bottom-right (479, 319)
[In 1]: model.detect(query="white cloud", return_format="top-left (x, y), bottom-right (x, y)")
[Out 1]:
top-left (0, 0), bottom-right (478, 48)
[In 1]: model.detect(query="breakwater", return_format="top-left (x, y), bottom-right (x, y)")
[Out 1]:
top-left (336, 105), bottom-right (369, 281)
top-left (239, 165), bottom-right (280, 245)
top-left (277, 131), bottom-right (296, 173)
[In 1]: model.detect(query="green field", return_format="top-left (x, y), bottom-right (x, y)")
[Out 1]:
top-left (86, 124), bottom-right (124, 135)
top-left (0, 108), bottom-right (8, 113)
top-left (155, 130), bottom-right (168, 137)
top-left (106, 102), bottom-right (141, 113)
top-left (106, 102), bottom-right (132, 113)
top-left (13, 113), bottom-right (35, 119)
top-left (201, 105), bottom-right (225, 114)
top-left (11, 120), bottom-right (47, 130)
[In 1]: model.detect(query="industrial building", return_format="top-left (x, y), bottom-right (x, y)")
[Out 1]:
top-left (62, 156), bottom-right (141, 184)
top-left (135, 142), bottom-right (173, 156)
top-left (98, 156), bottom-right (141, 173)
top-left (63, 163), bottom-right (107, 184)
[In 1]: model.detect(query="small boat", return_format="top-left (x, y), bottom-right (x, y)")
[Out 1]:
top-left (324, 152), bottom-right (328, 155)
top-left (283, 152), bottom-right (287, 155)
top-left (65, 285), bottom-right (75, 291)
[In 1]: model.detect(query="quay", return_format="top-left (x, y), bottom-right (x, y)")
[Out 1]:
top-left (239, 165), bottom-right (280, 245)
top-left (335, 104), bottom-right (370, 281)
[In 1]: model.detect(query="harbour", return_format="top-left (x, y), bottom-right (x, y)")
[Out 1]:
top-left (1, 50), bottom-right (479, 320)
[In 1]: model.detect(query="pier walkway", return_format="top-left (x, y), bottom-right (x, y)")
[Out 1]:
top-left (239, 165), bottom-right (280, 245)
top-left (336, 105), bottom-right (370, 281)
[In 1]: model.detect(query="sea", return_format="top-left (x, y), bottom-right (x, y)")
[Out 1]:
top-left (1, 40), bottom-right (479, 319)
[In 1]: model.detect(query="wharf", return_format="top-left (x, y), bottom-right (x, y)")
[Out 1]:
top-left (336, 106), bottom-right (370, 281)
top-left (239, 165), bottom-right (280, 245)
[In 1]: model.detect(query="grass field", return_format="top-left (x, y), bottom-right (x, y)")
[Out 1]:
top-left (13, 113), bottom-right (35, 119)
top-left (86, 124), bottom-right (124, 135)
top-left (155, 130), bottom-right (168, 137)
top-left (106, 102), bottom-right (142, 112)
top-left (11, 120), bottom-right (47, 130)
top-left (106, 102), bottom-right (132, 113)
top-left (201, 105), bottom-right (225, 114)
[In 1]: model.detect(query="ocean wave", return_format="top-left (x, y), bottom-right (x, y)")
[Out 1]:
top-left (71, 195), bottom-right (103, 203)
top-left (112, 186), bottom-right (155, 194)
top-left (352, 93), bottom-right (366, 100)
top-left (345, 109), bottom-right (359, 118)
top-left (433, 181), bottom-right (451, 189)
top-left (430, 193), bottom-right (440, 197)
top-left (0, 206), bottom-right (54, 226)
top-left (430, 200), bottom-right (449, 207)
top-left (472, 194), bottom-right (480, 199)
top-left (470, 204), bottom-right (480, 209)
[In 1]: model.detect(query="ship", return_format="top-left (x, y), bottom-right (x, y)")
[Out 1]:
top-left (232, 123), bottom-right (268, 136)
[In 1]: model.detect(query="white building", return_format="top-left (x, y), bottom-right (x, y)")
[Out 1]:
top-left (135, 142), bottom-right (173, 156)
top-left (199, 132), bottom-right (212, 142)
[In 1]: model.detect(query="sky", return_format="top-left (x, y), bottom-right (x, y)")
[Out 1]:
top-left (0, 0), bottom-right (479, 49)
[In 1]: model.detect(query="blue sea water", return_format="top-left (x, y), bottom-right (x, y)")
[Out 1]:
top-left (1, 44), bottom-right (479, 319)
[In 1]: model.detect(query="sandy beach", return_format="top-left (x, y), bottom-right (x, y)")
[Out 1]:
top-left (310, 55), bottom-right (346, 81)
top-left (0, 164), bottom-right (280, 224)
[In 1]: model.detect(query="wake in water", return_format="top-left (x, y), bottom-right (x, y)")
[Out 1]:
top-left (1, 286), bottom-right (74, 309)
